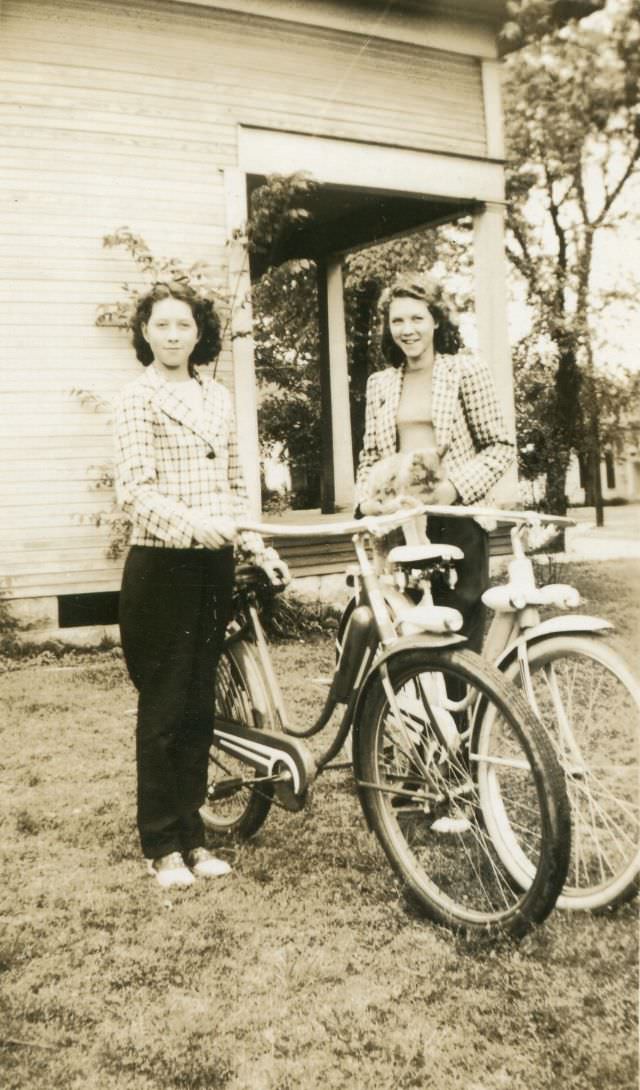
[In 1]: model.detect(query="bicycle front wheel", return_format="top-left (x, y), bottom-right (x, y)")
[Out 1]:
top-left (503, 634), bottom-right (640, 911)
top-left (201, 643), bottom-right (275, 839)
top-left (356, 647), bottom-right (570, 938)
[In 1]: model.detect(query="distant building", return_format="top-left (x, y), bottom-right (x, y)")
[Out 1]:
top-left (566, 432), bottom-right (640, 506)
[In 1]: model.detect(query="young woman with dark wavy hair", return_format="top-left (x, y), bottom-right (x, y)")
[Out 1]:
top-left (114, 281), bottom-right (285, 890)
top-left (355, 270), bottom-right (514, 653)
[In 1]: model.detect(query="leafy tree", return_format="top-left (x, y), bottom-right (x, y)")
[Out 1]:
top-left (502, 0), bottom-right (640, 518)
top-left (252, 258), bottom-right (322, 507)
top-left (246, 174), bottom-right (323, 506)
top-left (96, 228), bottom-right (230, 331)
top-left (513, 334), bottom-right (558, 485)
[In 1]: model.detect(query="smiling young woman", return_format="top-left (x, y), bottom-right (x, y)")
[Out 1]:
top-left (354, 270), bottom-right (514, 654)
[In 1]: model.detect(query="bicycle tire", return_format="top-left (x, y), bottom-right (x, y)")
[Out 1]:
top-left (201, 643), bottom-right (275, 839)
top-left (501, 634), bottom-right (640, 911)
top-left (356, 646), bottom-right (570, 938)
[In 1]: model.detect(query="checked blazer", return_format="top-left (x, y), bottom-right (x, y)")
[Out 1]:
top-left (354, 352), bottom-right (514, 510)
top-left (114, 365), bottom-right (256, 550)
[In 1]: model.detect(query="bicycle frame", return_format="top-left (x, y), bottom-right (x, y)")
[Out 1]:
top-left (212, 507), bottom-right (469, 808)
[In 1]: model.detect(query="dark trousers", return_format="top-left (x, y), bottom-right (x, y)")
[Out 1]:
top-left (119, 546), bottom-right (235, 860)
top-left (426, 515), bottom-right (489, 654)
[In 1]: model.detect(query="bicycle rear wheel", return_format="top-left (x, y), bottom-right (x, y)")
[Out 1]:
top-left (503, 634), bottom-right (640, 911)
top-left (355, 647), bottom-right (570, 938)
top-left (201, 643), bottom-right (275, 839)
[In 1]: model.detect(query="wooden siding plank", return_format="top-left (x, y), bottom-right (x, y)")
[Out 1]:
top-left (2, 555), bottom-right (125, 577)
top-left (0, 510), bottom-right (114, 532)
top-left (2, 532), bottom-right (114, 551)
top-left (3, 572), bottom-right (123, 595)
top-left (1, 56), bottom-right (482, 103)
top-left (0, 68), bottom-right (483, 120)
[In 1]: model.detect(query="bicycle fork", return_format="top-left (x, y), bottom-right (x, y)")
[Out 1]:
top-left (515, 645), bottom-right (587, 776)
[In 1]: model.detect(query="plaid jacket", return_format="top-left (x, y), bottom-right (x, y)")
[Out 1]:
top-left (355, 353), bottom-right (514, 509)
top-left (114, 366), bottom-right (255, 550)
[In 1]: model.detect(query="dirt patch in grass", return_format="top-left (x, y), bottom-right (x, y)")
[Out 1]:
top-left (1, 562), bottom-right (638, 1089)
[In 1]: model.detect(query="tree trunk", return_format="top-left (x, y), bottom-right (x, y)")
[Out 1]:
top-left (593, 459), bottom-right (604, 526)
top-left (546, 450), bottom-right (570, 516)
top-left (591, 417), bottom-right (605, 528)
top-left (546, 339), bottom-right (582, 517)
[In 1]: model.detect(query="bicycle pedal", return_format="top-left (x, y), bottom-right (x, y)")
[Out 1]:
top-left (274, 772), bottom-right (309, 812)
top-left (430, 815), bottom-right (472, 834)
top-left (207, 777), bottom-right (245, 802)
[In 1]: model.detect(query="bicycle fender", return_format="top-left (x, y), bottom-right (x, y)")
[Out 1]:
top-left (494, 614), bottom-right (613, 673)
top-left (350, 634), bottom-right (466, 829)
top-left (228, 641), bottom-right (272, 720)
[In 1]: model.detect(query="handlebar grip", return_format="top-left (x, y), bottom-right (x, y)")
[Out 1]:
top-left (538, 584), bottom-right (581, 609)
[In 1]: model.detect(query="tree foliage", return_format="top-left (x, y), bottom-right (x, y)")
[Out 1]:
top-left (503, 0), bottom-right (640, 514)
top-left (96, 228), bottom-right (231, 332)
top-left (245, 175), bottom-right (323, 505)
top-left (252, 258), bottom-right (322, 506)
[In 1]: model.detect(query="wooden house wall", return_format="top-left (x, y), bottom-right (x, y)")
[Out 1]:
top-left (0, 0), bottom-right (487, 601)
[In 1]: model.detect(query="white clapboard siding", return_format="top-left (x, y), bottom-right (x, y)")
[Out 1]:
top-left (1, 0), bottom-right (487, 600)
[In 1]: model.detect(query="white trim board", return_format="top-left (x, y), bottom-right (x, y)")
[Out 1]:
top-left (238, 127), bottom-right (505, 204)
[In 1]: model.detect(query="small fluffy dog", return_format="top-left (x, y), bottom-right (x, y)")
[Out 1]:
top-left (360, 448), bottom-right (443, 543)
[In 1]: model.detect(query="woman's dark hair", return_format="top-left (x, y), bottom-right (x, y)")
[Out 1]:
top-left (131, 281), bottom-right (222, 371)
top-left (378, 270), bottom-right (463, 364)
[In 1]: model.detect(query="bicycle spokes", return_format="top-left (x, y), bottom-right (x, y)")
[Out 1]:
top-left (512, 638), bottom-right (640, 909)
top-left (356, 649), bottom-right (566, 934)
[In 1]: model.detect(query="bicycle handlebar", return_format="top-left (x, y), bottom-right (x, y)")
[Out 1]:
top-left (239, 508), bottom-right (419, 539)
top-left (239, 504), bottom-right (575, 540)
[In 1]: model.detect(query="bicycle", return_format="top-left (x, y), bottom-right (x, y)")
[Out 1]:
top-left (336, 502), bottom-right (640, 913)
top-left (201, 507), bottom-right (571, 939)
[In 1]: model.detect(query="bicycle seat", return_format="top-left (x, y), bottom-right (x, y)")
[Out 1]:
top-left (387, 544), bottom-right (464, 567)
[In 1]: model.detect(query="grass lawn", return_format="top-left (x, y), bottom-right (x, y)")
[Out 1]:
top-left (1, 560), bottom-right (638, 1090)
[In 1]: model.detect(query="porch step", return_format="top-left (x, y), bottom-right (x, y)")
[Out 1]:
top-left (267, 524), bottom-right (513, 576)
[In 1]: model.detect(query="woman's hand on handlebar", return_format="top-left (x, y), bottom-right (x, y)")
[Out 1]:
top-left (191, 514), bottom-right (238, 549)
top-left (259, 548), bottom-right (291, 588)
